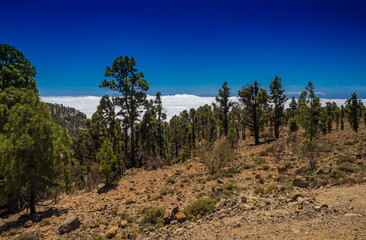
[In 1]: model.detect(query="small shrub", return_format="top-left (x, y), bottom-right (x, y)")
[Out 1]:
top-left (243, 164), bottom-right (252, 169)
top-left (182, 178), bottom-right (191, 184)
top-left (119, 211), bottom-right (130, 220)
top-left (336, 155), bottom-right (355, 165)
top-left (183, 198), bottom-right (218, 219)
top-left (223, 180), bottom-right (240, 192)
top-left (275, 175), bottom-right (288, 182)
top-left (285, 162), bottom-right (291, 168)
top-left (254, 187), bottom-right (264, 194)
top-left (166, 178), bottom-right (176, 184)
top-left (329, 170), bottom-right (346, 179)
top-left (295, 166), bottom-right (311, 175)
top-left (2, 229), bottom-right (18, 237)
top-left (140, 207), bottom-right (166, 225)
top-left (264, 184), bottom-right (276, 194)
top-left (223, 167), bottom-right (241, 177)
top-left (271, 140), bottom-right (286, 160)
top-left (160, 187), bottom-right (174, 196)
top-left (149, 195), bottom-right (162, 201)
top-left (285, 184), bottom-right (294, 190)
top-left (263, 165), bottom-right (270, 170)
top-left (337, 164), bottom-right (354, 173)
top-left (40, 218), bottom-right (51, 226)
top-left (344, 140), bottom-right (358, 145)
top-left (126, 216), bottom-right (135, 223)
top-left (200, 139), bottom-right (235, 175)
top-left (255, 185), bottom-right (276, 194)
top-left (110, 207), bottom-right (118, 215)
top-left (254, 157), bottom-right (266, 165)
top-left (126, 199), bottom-right (134, 205)
top-left (16, 232), bottom-right (45, 240)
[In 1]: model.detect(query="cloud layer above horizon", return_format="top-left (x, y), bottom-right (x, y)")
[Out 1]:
top-left (41, 95), bottom-right (366, 121)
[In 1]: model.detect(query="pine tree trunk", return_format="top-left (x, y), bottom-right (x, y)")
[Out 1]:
top-left (30, 189), bottom-right (36, 215)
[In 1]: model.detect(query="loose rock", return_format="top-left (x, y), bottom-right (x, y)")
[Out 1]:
top-left (293, 177), bottom-right (308, 188)
top-left (175, 212), bottom-right (187, 223)
top-left (106, 226), bottom-right (119, 238)
top-left (58, 216), bottom-right (81, 234)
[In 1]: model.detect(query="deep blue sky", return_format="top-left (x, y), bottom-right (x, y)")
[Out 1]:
top-left (2, 0), bottom-right (366, 97)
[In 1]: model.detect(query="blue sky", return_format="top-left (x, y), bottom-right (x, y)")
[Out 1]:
top-left (2, 0), bottom-right (366, 98)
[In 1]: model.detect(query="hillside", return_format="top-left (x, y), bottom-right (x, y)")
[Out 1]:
top-left (1, 124), bottom-right (366, 240)
top-left (46, 103), bottom-right (87, 137)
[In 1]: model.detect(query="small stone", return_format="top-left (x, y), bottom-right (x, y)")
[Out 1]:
top-left (106, 227), bottom-right (119, 239)
top-left (175, 212), bottom-right (187, 223)
top-left (293, 177), bottom-right (308, 188)
top-left (170, 220), bottom-right (178, 225)
top-left (119, 220), bottom-right (128, 228)
top-left (24, 220), bottom-right (33, 228)
top-left (344, 213), bottom-right (362, 217)
top-left (317, 166), bottom-right (331, 174)
top-left (58, 216), bottom-right (81, 234)
top-left (240, 195), bottom-right (247, 203)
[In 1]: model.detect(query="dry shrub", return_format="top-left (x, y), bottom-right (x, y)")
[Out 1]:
top-left (271, 140), bottom-right (286, 160)
top-left (85, 162), bottom-right (101, 191)
top-left (200, 138), bottom-right (235, 175)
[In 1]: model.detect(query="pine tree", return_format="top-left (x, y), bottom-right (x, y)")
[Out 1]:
top-left (155, 92), bottom-right (166, 160)
top-left (340, 105), bottom-right (345, 130)
top-left (297, 82), bottom-right (321, 141)
top-left (346, 92), bottom-right (361, 132)
top-left (100, 56), bottom-right (149, 167)
top-left (269, 76), bottom-right (287, 139)
top-left (96, 138), bottom-right (117, 186)
top-left (289, 96), bottom-right (298, 118)
top-left (238, 81), bottom-right (268, 145)
top-left (0, 44), bottom-right (37, 91)
top-left (0, 90), bottom-right (70, 214)
top-left (215, 81), bottom-right (232, 136)
top-left (296, 82), bottom-right (322, 170)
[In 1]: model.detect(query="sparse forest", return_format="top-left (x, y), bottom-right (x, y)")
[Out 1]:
top-left (1, 44), bottom-right (366, 239)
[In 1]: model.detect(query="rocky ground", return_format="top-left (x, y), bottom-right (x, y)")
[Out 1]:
top-left (1, 125), bottom-right (366, 239)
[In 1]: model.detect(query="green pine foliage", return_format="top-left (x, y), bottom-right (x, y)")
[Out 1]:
top-left (269, 76), bottom-right (287, 139)
top-left (96, 139), bottom-right (117, 186)
top-left (238, 81), bottom-right (268, 145)
top-left (0, 90), bottom-right (70, 214)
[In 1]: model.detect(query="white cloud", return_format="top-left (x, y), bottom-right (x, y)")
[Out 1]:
top-left (41, 95), bottom-right (366, 121)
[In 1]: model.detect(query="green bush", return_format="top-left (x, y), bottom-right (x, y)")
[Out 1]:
top-left (336, 155), bottom-right (355, 165)
top-left (2, 229), bottom-right (18, 237)
top-left (254, 185), bottom-right (276, 194)
top-left (16, 232), bottom-right (45, 240)
top-left (254, 157), bottom-right (266, 165)
top-left (183, 198), bottom-right (218, 219)
top-left (337, 164), bottom-right (354, 173)
top-left (140, 207), bottom-right (166, 225)
top-left (126, 216), bottom-right (135, 223)
top-left (243, 164), bottom-right (252, 169)
top-left (263, 165), bottom-right (270, 170)
top-left (40, 218), bottom-right (51, 226)
top-left (166, 178), bottom-right (176, 184)
top-left (264, 184), bottom-right (276, 194)
top-left (344, 140), bottom-right (358, 145)
top-left (329, 170), bottom-right (346, 179)
top-left (160, 187), bottom-right (174, 196)
top-left (119, 211), bottom-right (130, 220)
top-left (254, 187), bottom-right (264, 194)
